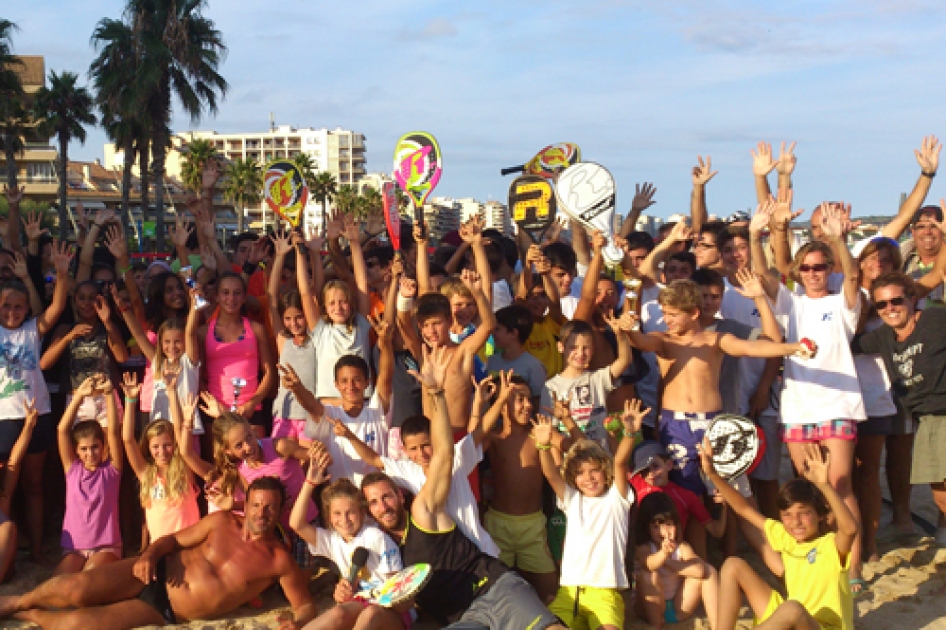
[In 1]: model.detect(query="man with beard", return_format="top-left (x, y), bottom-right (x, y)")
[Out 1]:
top-left (361, 347), bottom-right (565, 629)
top-left (0, 477), bottom-right (317, 629)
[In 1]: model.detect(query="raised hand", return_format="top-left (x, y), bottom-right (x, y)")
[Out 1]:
top-left (304, 223), bottom-right (325, 252)
top-left (820, 202), bottom-right (857, 239)
top-left (368, 314), bottom-right (391, 345)
top-left (68, 323), bottom-right (94, 341)
top-left (472, 373), bottom-right (499, 406)
top-left (306, 450), bottom-right (332, 486)
top-left (772, 188), bottom-right (803, 228)
top-left (800, 443), bottom-right (830, 485)
top-left (10, 252), bottom-right (28, 280)
top-left (74, 375), bottom-right (98, 399)
top-left (51, 240), bottom-right (74, 274)
top-left (408, 345), bottom-right (449, 392)
top-left (169, 217), bottom-right (194, 249)
top-left (733, 268), bottom-right (766, 299)
top-left (329, 416), bottom-right (351, 439)
top-left (199, 244), bottom-right (217, 272)
top-left (698, 436), bottom-right (717, 477)
top-left (601, 309), bottom-right (622, 334)
top-left (365, 212), bottom-right (386, 238)
top-left (93, 208), bottom-right (116, 227)
top-left (271, 228), bottom-right (293, 257)
top-left (915, 135), bottom-right (941, 175)
top-left (342, 213), bottom-right (360, 243)
top-left (201, 159), bottom-right (220, 190)
top-left (692, 156), bottom-right (718, 186)
top-left (22, 210), bottom-right (49, 242)
top-left (104, 225), bottom-right (128, 261)
top-left (621, 398), bottom-right (651, 435)
top-left (530, 414), bottom-right (556, 447)
top-left (278, 363), bottom-right (305, 393)
top-left (547, 391), bottom-right (574, 423)
top-left (525, 244), bottom-right (543, 266)
top-left (590, 229), bottom-right (607, 252)
top-left (248, 236), bottom-right (269, 266)
top-left (162, 362), bottom-right (181, 391)
top-left (110, 283), bottom-right (131, 313)
top-left (74, 201), bottom-right (89, 235)
top-left (121, 372), bottom-right (141, 400)
top-left (460, 268), bottom-right (481, 293)
top-left (776, 141), bottom-right (797, 176)
top-left (93, 294), bottom-right (112, 324)
top-left (631, 182), bottom-right (657, 213)
top-left (542, 216), bottom-right (566, 244)
top-left (325, 209), bottom-right (343, 241)
top-left (751, 141), bottom-right (776, 177)
top-left (413, 222), bottom-right (428, 244)
top-left (459, 214), bottom-right (485, 244)
top-left (399, 276), bottom-right (417, 299)
top-left (3, 185), bottom-right (24, 205)
top-left (748, 197), bottom-right (776, 235)
top-left (667, 218), bottom-right (692, 243)
top-left (199, 391), bottom-right (226, 419)
top-left (617, 311), bottom-right (640, 333)
top-left (180, 393), bottom-right (199, 429)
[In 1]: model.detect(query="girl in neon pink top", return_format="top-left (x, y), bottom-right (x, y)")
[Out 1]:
top-left (55, 375), bottom-right (123, 575)
top-left (200, 273), bottom-right (275, 437)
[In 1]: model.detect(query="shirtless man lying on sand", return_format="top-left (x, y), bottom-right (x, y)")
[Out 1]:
top-left (0, 476), bottom-right (317, 630)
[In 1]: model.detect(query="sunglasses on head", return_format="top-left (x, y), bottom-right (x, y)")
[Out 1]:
top-left (875, 296), bottom-right (907, 310)
top-left (798, 263), bottom-right (829, 273)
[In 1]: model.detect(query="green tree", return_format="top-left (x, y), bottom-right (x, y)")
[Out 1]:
top-left (34, 71), bottom-right (97, 240)
top-left (334, 184), bottom-right (358, 217)
top-left (0, 18), bottom-right (26, 195)
top-left (222, 157), bottom-right (261, 233)
top-left (180, 137), bottom-right (218, 192)
top-left (127, 0), bottom-right (228, 251)
top-left (91, 16), bottom-right (149, 234)
top-left (311, 171), bottom-right (337, 223)
top-left (291, 152), bottom-right (317, 190)
top-left (360, 186), bottom-right (382, 220)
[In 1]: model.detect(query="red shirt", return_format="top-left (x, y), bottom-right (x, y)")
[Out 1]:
top-left (630, 475), bottom-right (711, 530)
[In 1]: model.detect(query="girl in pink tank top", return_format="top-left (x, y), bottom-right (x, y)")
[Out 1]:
top-left (200, 273), bottom-right (276, 436)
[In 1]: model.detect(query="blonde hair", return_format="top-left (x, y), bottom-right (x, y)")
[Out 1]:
top-left (321, 478), bottom-right (367, 526)
top-left (790, 241), bottom-right (835, 286)
top-left (138, 419), bottom-right (191, 508)
top-left (152, 318), bottom-right (186, 378)
top-left (658, 279), bottom-right (702, 314)
top-left (321, 280), bottom-right (356, 331)
top-left (211, 412), bottom-right (250, 497)
top-left (562, 439), bottom-right (614, 491)
top-left (440, 278), bottom-right (473, 300)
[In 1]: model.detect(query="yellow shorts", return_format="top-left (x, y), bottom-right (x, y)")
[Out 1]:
top-left (549, 585), bottom-right (624, 630)
top-left (483, 508), bottom-right (556, 574)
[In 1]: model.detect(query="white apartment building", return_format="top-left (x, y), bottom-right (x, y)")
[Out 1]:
top-left (424, 197), bottom-right (462, 241)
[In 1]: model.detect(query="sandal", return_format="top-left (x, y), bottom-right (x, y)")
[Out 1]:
top-left (850, 578), bottom-right (868, 597)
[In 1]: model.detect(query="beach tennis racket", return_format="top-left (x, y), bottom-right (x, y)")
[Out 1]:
top-left (501, 142), bottom-right (581, 178)
top-left (393, 132), bottom-right (442, 226)
top-left (704, 414), bottom-right (765, 479)
top-left (382, 181), bottom-right (401, 251)
top-left (356, 563), bottom-right (432, 607)
top-left (555, 162), bottom-right (623, 265)
top-left (508, 174), bottom-right (556, 241)
top-left (264, 161), bottom-right (309, 227)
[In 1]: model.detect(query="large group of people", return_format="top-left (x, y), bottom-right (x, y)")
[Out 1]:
top-left (0, 137), bottom-right (942, 630)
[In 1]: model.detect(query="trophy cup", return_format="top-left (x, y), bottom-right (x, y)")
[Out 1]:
top-left (231, 377), bottom-right (247, 412)
top-left (181, 266), bottom-right (209, 310)
top-left (622, 277), bottom-right (642, 331)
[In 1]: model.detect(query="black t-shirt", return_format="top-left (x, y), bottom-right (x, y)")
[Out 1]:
top-left (400, 516), bottom-right (508, 625)
top-left (852, 306), bottom-right (946, 416)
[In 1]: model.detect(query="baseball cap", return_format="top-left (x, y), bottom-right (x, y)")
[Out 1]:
top-left (727, 210), bottom-right (751, 224)
top-left (631, 441), bottom-right (669, 477)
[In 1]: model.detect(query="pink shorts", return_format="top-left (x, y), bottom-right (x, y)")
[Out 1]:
top-left (353, 596), bottom-right (413, 628)
top-left (272, 417), bottom-right (307, 441)
top-left (781, 419), bottom-right (857, 443)
top-left (67, 545), bottom-right (122, 560)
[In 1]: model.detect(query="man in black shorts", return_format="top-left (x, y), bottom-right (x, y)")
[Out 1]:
top-left (361, 349), bottom-right (565, 629)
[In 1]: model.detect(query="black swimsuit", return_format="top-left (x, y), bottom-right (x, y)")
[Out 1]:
top-left (137, 556), bottom-right (176, 624)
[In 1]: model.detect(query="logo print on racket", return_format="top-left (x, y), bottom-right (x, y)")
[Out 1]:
top-left (704, 414), bottom-right (764, 480)
top-left (382, 181), bottom-right (401, 251)
top-left (508, 175), bottom-right (556, 241)
top-left (556, 162), bottom-right (623, 264)
top-left (501, 142), bottom-right (581, 178)
top-left (393, 132), bottom-right (442, 224)
top-left (264, 161), bottom-right (309, 227)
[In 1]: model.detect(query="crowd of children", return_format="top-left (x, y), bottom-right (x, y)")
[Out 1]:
top-left (2, 138), bottom-right (946, 630)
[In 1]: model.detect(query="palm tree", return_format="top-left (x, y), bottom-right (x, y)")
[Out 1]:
top-left (0, 18), bottom-right (25, 195)
top-left (91, 16), bottom-right (148, 234)
top-left (311, 171), bottom-right (337, 224)
top-left (180, 137), bottom-right (217, 192)
top-left (34, 71), bottom-right (97, 240)
top-left (334, 184), bottom-right (358, 218)
top-left (127, 0), bottom-right (228, 251)
top-left (360, 186), bottom-right (382, 221)
top-left (291, 152), bottom-right (317, 190)
top-left (222, 157), bottom-right (261, 233)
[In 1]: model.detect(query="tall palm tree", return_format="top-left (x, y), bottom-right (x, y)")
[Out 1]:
top-left (222, 157), bottom-right (261, 233)
top-left (0, 18), bottom-right (25, 195)
top-left (311, 171), bottom-right (337, 224)
top-left (91, 16), bottom-right (148, 234)
top-left (334, 184), bottom-right (358, 218)
top-left (128, 0), bottom-right (228, 251)
top-left (360, 186), bottom-right (382, 220)
top-left (180, 137), bottom-right (217, 192)
top-left (34, 71), bottom-right (97, 240)
top-left (291, 152), bottom-right (317, 189)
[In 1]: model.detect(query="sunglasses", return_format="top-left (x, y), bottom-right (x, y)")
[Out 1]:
top-left (875, 296), bottom-right (907, 310)
top-left (798, 263), bottom-right (829, 273)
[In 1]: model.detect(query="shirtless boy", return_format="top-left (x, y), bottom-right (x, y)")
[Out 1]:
top-left (0, 477), bottom-right (317, 629)
top-left (480, 371), bottom-right (559, 600)
top-left (626, 271), bottom-right (812, 495)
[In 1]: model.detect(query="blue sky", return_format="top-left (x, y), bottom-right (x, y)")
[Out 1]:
top-left (6, 0), bottom-right (946, 219)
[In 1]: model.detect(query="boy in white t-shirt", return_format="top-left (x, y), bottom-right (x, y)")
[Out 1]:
top-left (531, 408), bottom-right (639, 630)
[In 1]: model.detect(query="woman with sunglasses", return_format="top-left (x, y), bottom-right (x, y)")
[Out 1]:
top-left (769, 203), bottom-right (868, 593)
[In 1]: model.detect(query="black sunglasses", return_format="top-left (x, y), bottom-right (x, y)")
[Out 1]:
top-left (875, 296), bottom-right (907, 310)
top-left (798, 263), bottom-right (829, 273)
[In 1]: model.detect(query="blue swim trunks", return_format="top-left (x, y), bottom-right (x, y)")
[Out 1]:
top-left (657, 410), bottom-right (719, 495)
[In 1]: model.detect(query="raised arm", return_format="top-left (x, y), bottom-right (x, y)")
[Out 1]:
top-left (58, 377), bottom-right (95, 471)
top-left (719, 332), bottom-right (806, 359)
top-left (622, 183), bottom-right (657, 238)
top-left (799, 443), bottom-right (857, 558)
top-left (750, 142), bottom-right (776, 205)
top-left (461, 214), bottom-right (493, 304)
top-left (882, 135), bottom-right (940, 240)
top-left (342, 214), bottom-right (371, 317)
top-left (820, 203), bottom-right (860, 310)
top-left (640, 220), bottom-right (691, 284)
top-left (3, 185), bottom-right (24, 253)
top-left (699, 437), bottom-right (766, 530)
top-left (409, 347), bottom-right (454, 527)
top-left (300, 225), bottom-right (325, 325)
top-left (767, 188), bottom-right (802, 279)
top-left (76, 208), bottom-right (114, 283)
top-left (414, 223), bottom-right (434, 296)
top-left (277, 363), bottom-right (324, 420)
top-left (180, 393), bottom-right (216, 479)
top-left (732, 269), bottom-right (781, 342)
top-left (690, 157), bottom-right (717, 234)
top-left (369, 315), bottom-right (394, 414)
top-left (290, 451), bottom-right (331, 544)
top-left (613, 398), bottom-right (648, 498)
top-left (36, 241), bottom-right (74, 336)
top-left (94, 294), bottom-right (129, 363)
top-left (459, 277), bottom-right (496, 355)
top-left (267, 228), bottom-right (294, 337)
top-left (11, 252), bottom-right (44, 321)
top-left (532, 415), bottom-right (567, 500)
top-left (120, 373), bottom-right (148, 479)
top-left (111, 284), bottom-right (156, 362)
top-left (572, 230), bottom-right (606, 323)
top-left (103, 378), bottom-right (123, 473)
top-left (605, 311), bottom-right (633, 379)
top-left (331, 416), bottom-right (384, 469)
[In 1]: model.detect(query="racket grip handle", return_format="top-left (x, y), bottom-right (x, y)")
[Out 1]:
top-left (501, 166), bottom-right (525, 176)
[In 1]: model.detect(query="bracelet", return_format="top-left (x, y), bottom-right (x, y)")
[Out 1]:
top-left (118, 265), bottom-right (132, 276)
top-left (923, 171), bottom-right (936, 178)
top-left (427, 389), bottom-right (445, 396)
top-left (242, 261), bottom-right (259, 275)
top-left (396, 294), bottom-right (415, 312)
top-left (536, 442), bottom-right (552, 451)
top-left (305, 479), bottom-right (318, 487)
top-left (125, 397), bottom-right (139, 403)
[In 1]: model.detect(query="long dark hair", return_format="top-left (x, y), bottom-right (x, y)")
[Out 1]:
top-left (635, 492), bottom-right (682, 547)
top-left (145, 272), bottom-right (187, 332)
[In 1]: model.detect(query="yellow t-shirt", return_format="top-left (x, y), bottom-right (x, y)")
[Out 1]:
top-left (764, 519), bottom-right (853, 630)
top-left (524, 316), bottom-right (562, 378)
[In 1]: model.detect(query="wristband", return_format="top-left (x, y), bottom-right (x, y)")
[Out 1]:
top-left (536, 442), bottom-right (552, 451)
top-left (397, 295), bottom-right (415, 312)
top-left (923, 171), bottom-right (936, 178)
top-left (242, 261), bottom-right (259, 275)
top-left (305, 479), bottom-right (319, 487)
top-left (118, 265), bottom-right (132, 276)
top-left (125, 397), bottom-right (139, 403)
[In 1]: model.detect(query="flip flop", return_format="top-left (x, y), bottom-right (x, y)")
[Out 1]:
top-left (850, 578), bottom-right (868, 597)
